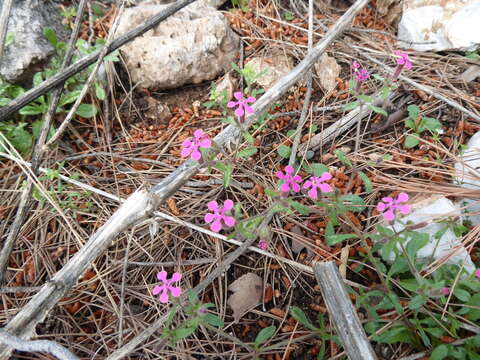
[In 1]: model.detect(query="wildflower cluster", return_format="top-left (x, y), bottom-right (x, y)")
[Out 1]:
top-left (275, 165), bottom-right (332, 200)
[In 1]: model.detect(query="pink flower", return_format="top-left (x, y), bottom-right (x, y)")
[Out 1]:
top-left (355, 68), bottom-right (370, 82)
top-left (352, 61), bottom-right (361, 70)
top-left (303, 173), bottom-right (333, 199)
top-left (475, 269), bottom-right (480, 279)
top-left (275, 165), bottom-right (302, 194)
top-left (440, 287), bottom-right (450, 296)
top-left (394, 51), bottom-right (412, 70)
top-left (152, 271), bottom-right (182, 303)
top-left (227, 91), bottom-right (256, 117)
top-left (258, 240), bottom-right (268, 250)
top-left (181, 129), bottom-right (212, 161)
top-left (376, 192), bottom-right (411, 221)
top-left (205, 200), bottom-right (236, 232)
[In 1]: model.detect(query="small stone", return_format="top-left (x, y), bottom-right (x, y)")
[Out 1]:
top-left (314, 53), bottom-right (340, 93)
top-left (143, 97), bottom-right (172, 122)
top-left (245, 52), bottom-right (294, 91)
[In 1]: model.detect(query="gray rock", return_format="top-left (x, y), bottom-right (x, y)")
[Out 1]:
top-left (398, 0), bottom-right (480, 52)
top-left (114, 2), bottom-right (239, 90)
top-left (0, 0), bottom-right (68, 83)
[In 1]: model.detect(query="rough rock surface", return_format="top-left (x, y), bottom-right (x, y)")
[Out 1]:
top-left (454, 130), bottom-right (480, 225)
top-left (380, 195), bottom-right (476, 274)
top-left (245, 53), bottom-right (294, 91)
top-left (0, 0), bottom-right (68, 83)
top-left (314, 53), bottom-right (340, 93)
top-left (398, 0), bottom-right (480, 52)
top-left (114, 2), bottom-right (239, 90)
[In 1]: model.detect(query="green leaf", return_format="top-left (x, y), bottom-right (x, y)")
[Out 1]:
top-left (290, 201), bottom-right (311, 215)
top-left (271, 204), bottom-right (292, 214)
top-left (33, 72), bottom-right (43, 87)
top-left (339, 194), bottom-right (366, 212)
top-left (407, 104), bottom-right (420, 119)
top-left (95, 82), bottom-right (106, 100)
top-left (372, 74), bottom-right (385, 82)
top-left (409, 294), bottom-right (426, 310)
top-left (43, 27), bottom-right (58, 47)
top-left (358, 171), bottom-right (372, 193)
top-left (75, 104), bottom-right (97, 118)
top-left (255, 325), bottom-right (276, 348)
top-left (326, 233), bottom-right (358, 246)
top-left (404, 134), bottom-right (419, 148)
top-left (59, 90), bottom-right (81, 107)
top-left (19, 102), bottom-right (47, 115)
top-left (222, 164), bottom-right (233, 188)
top-left (368, 104), bottom-right (388, 116)
top-left (290, 306), bottom-right (318, 331)
top-left (187, 290), bottom-right (198, 304)
top-left (430, 344), bottom-right (449, 360)
top-left (5, 32), bottom-right (14, 47)
top-left (242, 131), bottom-right (254, 144)
top-left (334, 149), bottom-right (352, 167)
top-left (387, 257), bottom-right (409, 276)
top-left (277, 145), bottom-right (291, 159)
top-left (172, 327), bottom-right (196, 341)
top-left (375, 326), bottom-right (413, 344)
top-left (10, 124), bottom-right (33, 153)
top-left (265, 188), bottom-right (279, 198)
top-left (343, 101), bottom-right (359, 111)
top-left (238, 146), bottom-right (257, 159)
top-left (283, 11), bottom-right (294, 21)
top-left (453, 288), bottom-right (471, 302)
top-left (358, 94), bottom-right (373, 103)
top-left (203, 313), bottom-right (224, 328)
top-left (304, 163), bottom-right (329, 177)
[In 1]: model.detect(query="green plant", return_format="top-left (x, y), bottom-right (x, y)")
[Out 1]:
top-left (404, 104), bottom-right (442, 148)
top-left (231, 0), bottom-right (249, 13)
top-left (231, 62), bottom-right (267, 98)
top-left (253, 325), bottom-right (276, 359)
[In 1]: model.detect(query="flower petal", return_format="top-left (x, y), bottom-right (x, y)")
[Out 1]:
top-left (223, 215), bottom-right (235, 227)
top-left (383, 209), bottom-right (395, 221)
top-left (246, 96), bottom-right (256, 103)
top-left (284, 165), bottom-right (294, 174)
top-left (171, 272), bottom-right (182, 282)
top-left (303, 180), bottom-right (312, 189)
top-left (227, 101), bottom-right (236, 108)
top-left (275, 171), bottom-right (285, 179)
top-left (182, 139), bottom-right (192, 147)
top-left (398, 204), bottom-right (411, 215)
top-left (397, 192), bottom-right (409, 203)
top-left (199, 138), bottom-right (212, 148)
top-left (193, 129), bottom-right (204, 138)
top-left (204, 213), bottom-right (215, 224)
top-left (211, 220), bottom-right (222, 232)
top-left (152, 285), bottom-right (163, 295)
top-left (244, 105), bottom-right (254, 114)
top-left (377, 202), bottom-right (386, 212)
top-left (207, 201), bottom-right (219, 212)
top-left (234, 91), bottom-right (243, 100)
top-left (191, 149), bottom-right (202, 161)
top-left (280, 183), bottom-right (290, 193)
top-left (157, 271), bottom-right (167, 282)
top-left (159, 290), bottom-right (169, 303)
top-left (180, 147), bottom-right (192, 158)
top-left (319, 183), bottom-right (332, 193)
top-left (308, 188), bottom-right (317, 199)
top-left (234, 107), bottom-right (244, 117)
top-left (223, 199), bottom-right (234, 211)
top-left (291, 183), bottom-right (300, 192)
top-left (381, 197), bottom-right (393, 204)
top-left (319, 172), bottom-right (332, 181)
top-left (169, 286), bottom-right (182, 297)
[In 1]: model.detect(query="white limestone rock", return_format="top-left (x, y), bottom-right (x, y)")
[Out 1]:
top-left (397, 0), bottom-right (480, 52)
top-left (314, 53), bottom-right (340, 93)
top-left (381, 195), bottom-right (476, 274)
top-left (114, 2), bottom-right (239, 89)
top-left (245, 53), bottom-right (294, 91)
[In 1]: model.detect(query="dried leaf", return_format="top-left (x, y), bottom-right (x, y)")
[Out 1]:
top-left (460, 65), bottom-right (480, 83)
top-left (290, 225), bottom-right (315, 260)
top-left (314, 53), bottom-right (340, 93)
top-left (167, 198), bottom-right (180, 216)
top-left (228, 273), bottom-right (263, 322)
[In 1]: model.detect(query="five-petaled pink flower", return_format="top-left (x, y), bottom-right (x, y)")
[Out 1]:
top-left (275, 165), bottom-right (302, 194)
top-left (205, 199), bottom-right (236, 232)
top-left (258, 240), bottom-right (268, 250)
top-left (394, 51), bottom-right (412, 70)
top-left (181, 129), bottom-right (212, 161)
top-left (227, 91), bottom-right (256, 118)
top-left (376, 192), bottom-right (411, 221)
top-left (152, 271), bottom-right (182, 303)
top-left (475, 269), bottom-right (480, 279)
top-left (303, 173), bottom-right (333, 199)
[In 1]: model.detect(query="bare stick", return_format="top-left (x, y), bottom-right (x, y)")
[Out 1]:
top-left (288, 0), bottom-right (313, 167)
top-left (0, 1), bottom-right (368, 357)
top-left (313, 262), bottom-right (377, 360)
top-left (360, 51), bottom-right (480, 123)
top-left (46, 3), bottom-right (124, 147)
top-left (0, 0), bottom-right (13, 58)
top-left (0, 331), bottom-right (79, 360)
top-left (0, 0), bottom-right (198, 121)
top-left (0, 0), bottom-right (89, 285)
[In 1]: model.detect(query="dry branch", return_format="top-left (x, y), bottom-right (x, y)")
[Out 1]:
top-left (0, 0), bottom-right (197, 121)
top-left (0, 331), bottom-right (79, 360)
top-left (313, 262), bottom-right (377, 360)
top-left (0, 0), bottom-right (13, 59)
top-left (0, 0), bottom-right (368, 357)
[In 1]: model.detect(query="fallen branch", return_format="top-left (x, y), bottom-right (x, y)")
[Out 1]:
top-left (313, 262), bottom-right (377, 360)
top-left (0, 0), bottom-right (368, 357)
top-left (0, 0), bottom-right (197, 121)
top-left (0, 331), bottom-right (79, 360)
